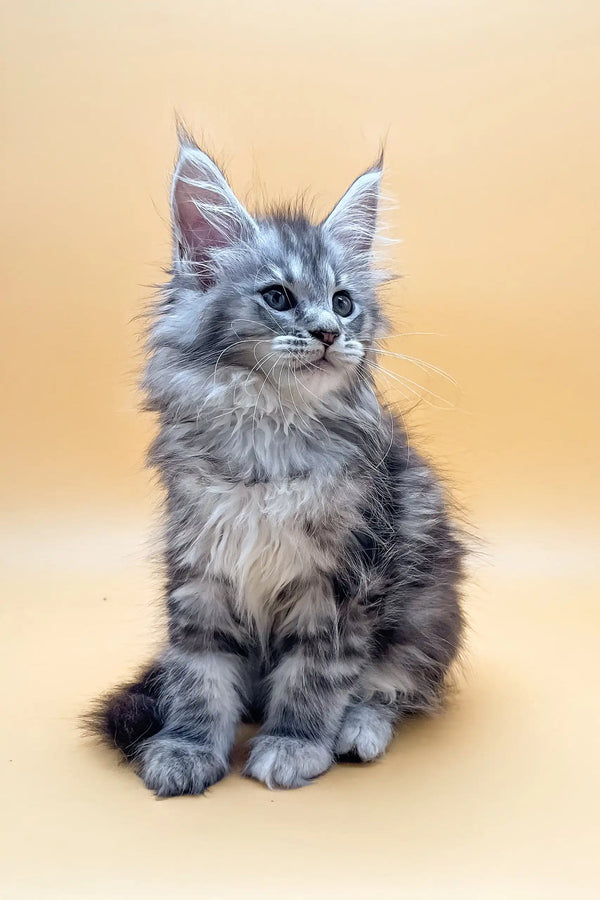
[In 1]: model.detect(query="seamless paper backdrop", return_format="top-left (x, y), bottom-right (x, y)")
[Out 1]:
top-left (1, 2), bottom-right (599, 898)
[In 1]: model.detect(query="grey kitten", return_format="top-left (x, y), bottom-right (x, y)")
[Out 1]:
top-left (90, 129), bottom-right (465, 795)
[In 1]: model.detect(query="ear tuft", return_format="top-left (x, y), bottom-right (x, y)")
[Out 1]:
top-left (322, 161), bottom-right (383, 255)
top-left (171, 129), bottom-right (255, 283)
top-left (174, 114), bottom-right (197, 151)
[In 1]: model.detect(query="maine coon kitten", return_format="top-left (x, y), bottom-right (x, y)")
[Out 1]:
top-left (91, 129), bottom-right (465, 795)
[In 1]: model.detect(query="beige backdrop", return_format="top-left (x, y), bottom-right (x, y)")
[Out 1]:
top-left (1, 1), bottom-right (599, 897)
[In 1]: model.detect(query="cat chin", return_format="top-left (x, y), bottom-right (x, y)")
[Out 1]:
top-left (289, 361), bottom-right (350, 398)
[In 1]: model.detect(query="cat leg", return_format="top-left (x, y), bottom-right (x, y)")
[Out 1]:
top-left (245, 581), bottom-right (365, 789)
top-left (137, 578), bottom-right (248, 797)
top-left (336, 580), bottom-right (464, 764)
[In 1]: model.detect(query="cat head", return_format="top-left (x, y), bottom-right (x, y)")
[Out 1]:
top-left (146, 130), bottom-right (391, 417)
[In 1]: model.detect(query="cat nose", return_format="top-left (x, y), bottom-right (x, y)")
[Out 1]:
top-left (310, 329), bottom-right (339, 346)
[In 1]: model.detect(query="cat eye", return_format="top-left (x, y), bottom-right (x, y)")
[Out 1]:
top-left (260, 284), bottom-right (296, 312)
top-left (332, 291), bottom-right (354, 317)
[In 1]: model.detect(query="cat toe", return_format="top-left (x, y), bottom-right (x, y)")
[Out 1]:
top-left (244, 735), bottom-right (332, 789)
top-left (335, 705), bottom-right (393, 762)
top-left (138, 735), bottom-right (227, 797)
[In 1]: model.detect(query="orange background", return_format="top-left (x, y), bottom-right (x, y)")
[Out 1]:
top-left (1, 1), bottom-right (599, 897)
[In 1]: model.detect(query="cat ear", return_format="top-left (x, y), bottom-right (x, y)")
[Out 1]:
top-left (171, 130), bottom-right (256, 277)
top-left (322, 159), bottom-right (382, 255)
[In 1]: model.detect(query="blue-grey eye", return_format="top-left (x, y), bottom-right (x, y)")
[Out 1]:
top-left (261, 285), bottom-right (296, 311)
top-left (332, 291), bottom-right (354, 317)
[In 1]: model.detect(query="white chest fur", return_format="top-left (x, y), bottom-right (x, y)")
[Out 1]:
top-left (165, 377), bottom-right (364, 623)
top-left (180, 474), bottom-right (340, 620)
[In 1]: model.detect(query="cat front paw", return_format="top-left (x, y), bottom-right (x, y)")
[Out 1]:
top-left (335, 704), bottom-right (393, 761)
top-left (138, 735), bottom-right (227, 797)
top-left (244, 735), bottom-right (332, 789)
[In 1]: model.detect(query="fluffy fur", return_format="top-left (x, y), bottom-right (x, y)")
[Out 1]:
top-left (89, 129), bottom-right (466, 795)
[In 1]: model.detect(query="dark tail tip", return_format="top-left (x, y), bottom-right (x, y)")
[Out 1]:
top-left (84, 665), bottom-right (163, 760)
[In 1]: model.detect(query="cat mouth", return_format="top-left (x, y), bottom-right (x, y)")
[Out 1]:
top-left (293, 354), bottom-right (334, 373)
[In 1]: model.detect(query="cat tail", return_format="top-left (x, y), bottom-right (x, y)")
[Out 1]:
top-left (84, 663), bottom-right (164, 760)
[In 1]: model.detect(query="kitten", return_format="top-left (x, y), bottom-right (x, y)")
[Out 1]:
top-left (90, 129), bottom-right (465, 795)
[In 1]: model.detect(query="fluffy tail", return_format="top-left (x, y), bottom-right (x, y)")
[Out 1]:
top-left (86, 663), bottom-right (163, 760)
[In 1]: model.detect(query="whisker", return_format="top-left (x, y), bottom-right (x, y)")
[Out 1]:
top-left (371, 331), bottom-right (444, 340)
top-left (251, 352), bottom-right (281, 451)
top-left (369, 361), bottom-right (454, 409)
top-left (354, 368), bottom-right (406, 470)
top-left (211, 338), bottom-right (260, 384)
top-left (275, 359), bottom-right (293, 434)
top-left (289, 369), bottom-right (316, 432)
top-left (231, 318), bottom-right (284, 337)
top-left (365, 348), bottom-right (457, 385)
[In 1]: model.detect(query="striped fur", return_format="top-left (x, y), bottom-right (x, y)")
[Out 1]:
top-left (90, 131), bottom-right (466, 794)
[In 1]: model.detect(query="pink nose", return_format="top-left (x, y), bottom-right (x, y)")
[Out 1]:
top-left (310, 330), bottom-right (339, 346)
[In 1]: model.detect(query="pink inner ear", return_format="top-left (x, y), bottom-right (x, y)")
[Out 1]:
top-left (324, 168), bottom-right (381, 255)
top-left (174, 173), bottom-right (232, 258)
top-left (171, 145), bottom-right (256, 272)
